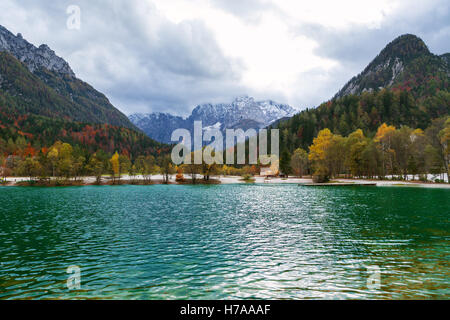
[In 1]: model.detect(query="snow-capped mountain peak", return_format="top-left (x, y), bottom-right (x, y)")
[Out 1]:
top-left (129, 96), bottom-right (296, 143)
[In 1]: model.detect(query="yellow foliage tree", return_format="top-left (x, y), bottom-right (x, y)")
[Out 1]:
top-left (308, 128), bottom-right (333, 180)
top-left (374, 123), bottom-right (396, 143)
top-left (439, 117), bottom-right (450, 182)
top-left (345, 129), bottom-right (367, 177)
top-left (48, 147), bottom-right (59, 177)
top-left (374, 123), bottom-right (396, 176)
top-left (110, 152), bottom-right (120, 182)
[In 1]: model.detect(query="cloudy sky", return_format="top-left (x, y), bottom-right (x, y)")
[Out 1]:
top-left (0, 0), bottom-right (449, 116)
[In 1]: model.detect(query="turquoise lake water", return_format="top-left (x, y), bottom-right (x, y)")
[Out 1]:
top-left (0, 184), bottom-right (449, 299)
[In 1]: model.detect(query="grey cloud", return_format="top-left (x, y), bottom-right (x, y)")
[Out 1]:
top-left (298, 0), bottom-right (449, 62)
top-left (289, 0), bottom-right (450, 106)
top-left (0, 0), bottom-right (448, 116)
top-left (209, 0), bottom-right (277, 21)
top-left (0, 0), bottom-right (245, 116)
top-left (290, 66), bottom-right (358, 109)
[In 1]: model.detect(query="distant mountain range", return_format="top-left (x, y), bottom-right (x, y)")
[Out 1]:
top-left (129, 96), bottom-right (296, 143)
top-left (131, 34), bottom-right (449, 145)
top-left (0, 25), bottom-right (165, 157)
top-left (1, 25), bottom-right (447, 157)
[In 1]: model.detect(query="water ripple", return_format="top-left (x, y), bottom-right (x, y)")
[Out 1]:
top-left (0, 184), bottom-right (449, 299)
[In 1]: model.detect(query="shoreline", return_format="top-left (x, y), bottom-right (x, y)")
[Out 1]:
top-left (1, 175), bottom-right (450, 189)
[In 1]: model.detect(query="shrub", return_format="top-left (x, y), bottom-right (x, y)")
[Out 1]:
top-left (312, 167), bottom-right (329, 183)
top-left (241, 174), bottom-right (255, 182)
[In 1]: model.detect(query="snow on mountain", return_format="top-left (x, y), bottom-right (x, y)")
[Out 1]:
top-left (333, 34), bottom-right (438, 99)
top-left (129, 96), bottom-right (296, 143)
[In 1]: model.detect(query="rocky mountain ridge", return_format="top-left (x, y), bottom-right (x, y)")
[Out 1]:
top-left (335, 34), bottom-right (449, 99)
top-left (0, 24), bottom-right (135, 128)
top-left (0, 25), bottom-right (75, 77)
top-left (130, 96), bottom-right (296, 143)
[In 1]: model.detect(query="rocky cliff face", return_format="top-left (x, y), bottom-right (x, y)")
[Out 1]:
top-left (130, 96), bottom-right (296, 143)
top-left (334, 34), bottom-right (449, 99)
top-left (0, 25), bottom-right (75, 77)
top-left (0, 24), bottom-right (135, 129)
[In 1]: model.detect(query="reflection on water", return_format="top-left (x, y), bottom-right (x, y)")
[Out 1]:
top-left (0, 184), bottom-right (449, 299)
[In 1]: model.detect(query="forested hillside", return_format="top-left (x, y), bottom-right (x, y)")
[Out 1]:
top-left (0, 25), bottom-right (170, 181)
top-left (0, 51), bottom-right (168, 158)
top-left (0, 25), bottom-right (135, 128)
top-left (268, 34), bottom-right (450, 182)
top-left (275, 34), bottom-right (449, 153)
top-left (276, 89), bottom-right (449, 152)
top-left (335, 34), bottom-right (449, 99)
top-left (0, 52), bottom-right (134, 128)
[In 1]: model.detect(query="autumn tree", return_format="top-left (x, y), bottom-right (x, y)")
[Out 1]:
top-left (279, 149), bottom-right (292, 176)
top-left (201, 162), bottom-right (218, 181)
top-left (143, 155), bottom-right (157, 182)
top-left (57, 143), bottom-right (75, 179)
top-left (175, 167), bottom-right (185, 182)
top-left (160, 154), bottom-right (175, 184)
top-left (129, 164), bottom-right (138, 183)
top-left (327, 134), bottom-right (347, 178)
top-left (360, 141), bottom-right (382, 178)
top-left (0, 154), bottom-right (6, 180)
top-left (308, 128), bottom-right (333, 182)
top-left (408, 129), bottom-right (427, 179)
top-left (35, 150), bottom-right (51, 179)
top-left (290, 148), bottom-right (308, 177)
top-left (6, 138), bottom-right (16, 155)
top-left (439, 117), bottom-right (450, 182)
top-left (425, 117), bottom-right (449, 181)
top-left (110, 152), bottom-right (120, 182)
top-left (374, 123), bottom-right (396, 177)
top-left (250, 165), bottom-right (259, 176)
top-left (86, 153), bottom-right (105, 184)
top-left (72, 156), bottom-right (86, 181)
top-left (119, 154), bottom-right (131, 178)
top-left (345, 129), bottom-right (367, 177)
top-left (135, 155), bottom-right (157, 182)
top-left (201, 147), bottom-right (219, 181)
top-left (181, 150), bottom-right (202, 184)
top-left (16, 157), bottom-right (42, 181)
top-left (47, 145), bottom-right (59, 178)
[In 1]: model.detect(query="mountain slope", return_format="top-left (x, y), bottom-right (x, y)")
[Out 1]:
top-left (129, 112), bottom-right (186, 144)
top-left (0, 25), bottom-right (134, 128)
top-left (0, 52), bottom-right (166, 157)
top-left (0, 25), bottom-right (167, 157)
top-left (335, 34), bottom-right (449, 99)
top-left (130, 96), bottom-right (296, 143)
top-left (272, 34), bottom-right (449, 151)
